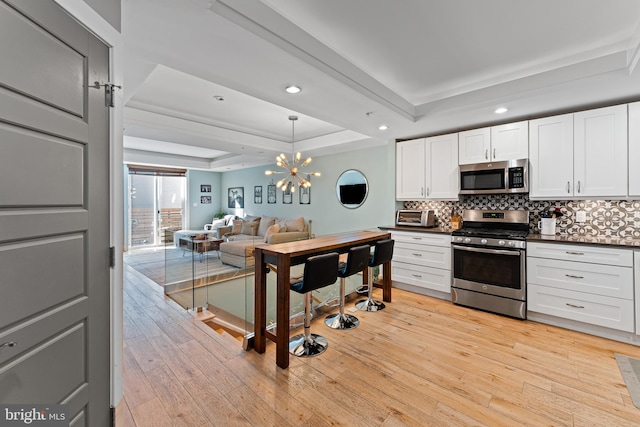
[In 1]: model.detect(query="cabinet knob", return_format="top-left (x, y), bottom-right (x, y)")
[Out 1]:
top-left (0, 341), bottom-right (17, 353)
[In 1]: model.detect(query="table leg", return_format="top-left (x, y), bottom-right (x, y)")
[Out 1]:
top-left (276, 253), bottom-right (291, 369)
top-left (254, 248), bottom-right (267, 353)
top-left (382, 260), bottom-right (392, 302)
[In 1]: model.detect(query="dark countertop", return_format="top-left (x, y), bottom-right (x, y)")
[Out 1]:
top-left (527, 233), bottom-right (640, 249)
top-left (378, 225), bottom-right (453, 234)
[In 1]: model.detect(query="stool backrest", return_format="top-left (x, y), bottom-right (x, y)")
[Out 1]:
top-left (370, 239), bottom-right (394, 267)
top-left (296, 252), bottom-right (339, 293)
top-left (340, 245), bottom-right (371, 277)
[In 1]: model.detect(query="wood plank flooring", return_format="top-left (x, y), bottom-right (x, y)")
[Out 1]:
top-left (118, 265), bottom-right (640, 426)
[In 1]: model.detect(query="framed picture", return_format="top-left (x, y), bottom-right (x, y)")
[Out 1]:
top-left (283, 186), bottom-right (292, 204)
top-left (267, 184), bottom-right (276, 204)
top-left (200, 195), bottom-right (211, 204)
top-left (228, 187), bottom-right (244, 208)
top-left (200, 184), bottom-right (211, 193)
top-left (299, 183), bottom-right (310, 205)
top-left (254, 185), bottom-right (262, 204)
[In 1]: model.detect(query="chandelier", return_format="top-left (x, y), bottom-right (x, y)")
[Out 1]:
top-left (264, 115), bottom-right (321, 192)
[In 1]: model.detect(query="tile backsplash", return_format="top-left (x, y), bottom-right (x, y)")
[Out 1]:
top-left (404, 195), bottom-right (640, 238)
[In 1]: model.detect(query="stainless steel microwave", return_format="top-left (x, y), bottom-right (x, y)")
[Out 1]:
top-left (459, 159), bottom-right (528, 195)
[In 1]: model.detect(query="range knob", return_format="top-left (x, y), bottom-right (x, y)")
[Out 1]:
top-left (456, 237), bottom-right (463, 242)
top-left (480, 239), bottom-right (488, 245)
top-left (464, 238), bottom-right (471, 243)
top-left (508, 241), bottom-right (515, 247)
top-left (498, 240), bottom-right (506, 246)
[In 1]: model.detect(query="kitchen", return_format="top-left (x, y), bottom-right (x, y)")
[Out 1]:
top-left (387, 100), bottom-right (640, 346)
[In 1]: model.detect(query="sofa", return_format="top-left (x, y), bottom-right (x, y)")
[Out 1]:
top-left (218, 215), bottom-right (310, 268)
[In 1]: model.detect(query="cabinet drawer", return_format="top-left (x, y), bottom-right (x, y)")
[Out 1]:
top-left (527, 257), bottom-right (633, 299)
top-left (391, 231), bottom-right (450, 247)
top-left (392, 262), bottom-right (451, 294)
top-left (393, 242), bottom-right (450, 269)
top-left (528, 242), bottom-right (632, 266)
top-left (528, 284), bottom-right (635, 332)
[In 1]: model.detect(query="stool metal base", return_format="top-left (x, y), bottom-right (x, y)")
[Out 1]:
top-left (289, 333), bottom-right (328, 357)
top-left (324, 312), bottom-right (360, 330)
top-left (355, 297), bottom-right (386, 312)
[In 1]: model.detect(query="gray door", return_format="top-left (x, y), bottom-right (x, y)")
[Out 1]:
top-left (0, 1), bottom-right (111, 426)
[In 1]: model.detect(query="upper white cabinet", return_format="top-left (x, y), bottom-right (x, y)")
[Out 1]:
top-left (425, 133), bottom-right (459, 200)
top-left (458, 127), bottom-right (490, 164)
top-left (396, 134), bottom-right (459, 201)
top-left (458, 121), bottom-right (528, 165)
top-left (396, 138), bottom-right (426, 200)
top-left (628, 102), bottom-right (640, 196)
top-left (529, 105), bottom-right (628, 199)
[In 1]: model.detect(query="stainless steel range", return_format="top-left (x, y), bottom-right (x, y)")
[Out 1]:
top-left (451, 210), bottom-right (529, 319)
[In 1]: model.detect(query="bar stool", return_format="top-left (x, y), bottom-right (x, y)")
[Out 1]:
top-left (356, 239), bottom-right (394, 312)
top-left (325, 244), bottom-right (370, 330)
top-left (289, 252), bottom-right (339, 357)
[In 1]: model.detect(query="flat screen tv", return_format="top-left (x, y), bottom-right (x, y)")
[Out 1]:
top-left (339, 183), bottom-right (366, 205)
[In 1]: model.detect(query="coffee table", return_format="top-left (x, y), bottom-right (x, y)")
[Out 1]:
top-left (178, 235), bottom-right (223, 260)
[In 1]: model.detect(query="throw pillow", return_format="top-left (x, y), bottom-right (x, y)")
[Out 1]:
top-left (257, 216), bottom-right (276, 236)
top-left (231, 219), bottom-right (243, 234)
top-left (280, 217), bottom-right (305, 232)
top-left (263, 223), bottom-right (280, 243)
top-left (240, 219), bottom-right (258, 235)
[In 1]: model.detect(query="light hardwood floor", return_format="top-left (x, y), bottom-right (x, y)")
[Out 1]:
top-left (118, 264), bottom-right (640, 426)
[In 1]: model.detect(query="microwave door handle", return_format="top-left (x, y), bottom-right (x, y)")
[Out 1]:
top-left (452, 244), bottom-right (521, 256)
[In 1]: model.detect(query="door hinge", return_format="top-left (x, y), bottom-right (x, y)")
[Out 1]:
top-left (109, 246), bottom-right (116, 268)
top-left (93, 81), bottom-right (121, 108)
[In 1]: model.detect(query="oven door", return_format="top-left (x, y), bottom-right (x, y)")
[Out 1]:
top-left (452, 244), bottom-right (525, 300)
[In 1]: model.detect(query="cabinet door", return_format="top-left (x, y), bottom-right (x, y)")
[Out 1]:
top-left (458, 127), bottom-right (490, 164)
top-left (396, 138), bottom-right (426, 200)
top-left (574, 104), bottom-right (628, 197)
top-left (490, 121), bottom-right (529, 161)
top-left (628, 102), bottom-right (640, 196)
top-left (426, 133), bottom-right (459, 200)
top-left (528, 114), bottom-right (574, 199)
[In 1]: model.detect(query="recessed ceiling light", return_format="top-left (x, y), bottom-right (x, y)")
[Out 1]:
top-left (213, 95), bottom-right (224, 101)
top-left (378, 125), bottom-right (389, 131)
top-left (285, 85), bottom-right (301, 94)
top-left (494, 107), bottom-right (508, 114)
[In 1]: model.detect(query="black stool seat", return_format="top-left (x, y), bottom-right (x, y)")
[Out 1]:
top-left (356, 239), bottom-right (394, 312)
top-left (325, 245), bottom-right (370, 330)
top-left (289, 252), bottom-right (339, 357)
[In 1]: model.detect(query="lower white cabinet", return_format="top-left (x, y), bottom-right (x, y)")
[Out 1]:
top-left (527, 242), bottom-right (634, 332)
top-left (391, 230), bottom-right (451, 295)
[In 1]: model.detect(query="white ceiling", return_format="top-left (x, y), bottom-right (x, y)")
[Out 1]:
top-left (122, 0), bottom-right (640, 171)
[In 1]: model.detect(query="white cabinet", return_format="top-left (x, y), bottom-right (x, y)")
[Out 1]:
top-left (425, 133), bottom-right (459, 200)
top-left (458, 127), bottom-right (491, 164)
top-left (396, 134), bottom-right (458, 201)
top-left (458, 121), bottom-right (528, 165)
top-left (628, 102), bottom-right (640, 196)
top-left (396, 138), bottom-right (426, 200)
top-left (529, 105), bottom-right (628, 199)
top-left (527, 242), bottom-right (634, 332)
top-left (391, 231), bottom-right (451, 296)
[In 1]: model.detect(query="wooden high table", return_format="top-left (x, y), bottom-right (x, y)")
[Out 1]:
top-left (253, 230), bottom-right (392, 368)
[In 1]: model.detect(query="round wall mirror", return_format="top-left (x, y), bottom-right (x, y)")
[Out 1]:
top-left (336, 169), bottom-right (368, 209)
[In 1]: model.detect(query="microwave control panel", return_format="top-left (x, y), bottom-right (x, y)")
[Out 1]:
top-left (508, 166), bottom-right (525, 189)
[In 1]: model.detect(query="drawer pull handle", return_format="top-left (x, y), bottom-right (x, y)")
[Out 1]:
top-left (566, 303), bottom-right (585, 309)
top-left (412, 253), bottom-right (423, 257)
top-left (411, 237), bottom-right (422, 240)
top-left (565, 274), bottom-right (584, 279)
top-left (412, 274), bottom-right (422, 278)
top-left (565, 251), bottom-right (584, 255)
top-left (0, 341), bottom-right (17, 353)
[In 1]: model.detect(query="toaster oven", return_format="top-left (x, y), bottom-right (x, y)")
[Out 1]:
top-left (396, 210), bottom-right (435, 227)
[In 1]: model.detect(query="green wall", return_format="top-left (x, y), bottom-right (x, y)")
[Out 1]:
top-left (187, 169), bottom-right (222, 228)
top-left (217, 142), bottom-right (397, 237)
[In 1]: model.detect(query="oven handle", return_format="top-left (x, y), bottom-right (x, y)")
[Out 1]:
top-left (452, 244), bottom-right (522, 256)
